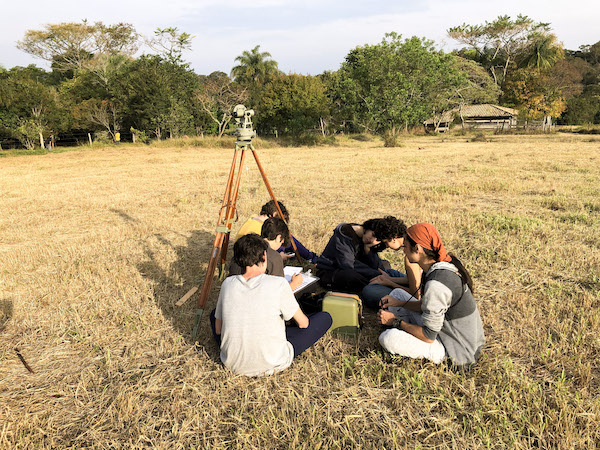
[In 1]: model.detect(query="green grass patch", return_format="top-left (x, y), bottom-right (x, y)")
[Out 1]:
top-left (472, 212), bottom-right (544, 233)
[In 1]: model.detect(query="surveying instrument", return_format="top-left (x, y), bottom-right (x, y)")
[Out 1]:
top-left (186, 105), bottom-right (299, 338)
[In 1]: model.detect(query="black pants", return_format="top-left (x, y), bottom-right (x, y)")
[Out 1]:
top-left (317, 268), bottom-right (370, 294)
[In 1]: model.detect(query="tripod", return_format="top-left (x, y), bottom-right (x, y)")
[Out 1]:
top-left (188, 105), bottom-right (299, 338)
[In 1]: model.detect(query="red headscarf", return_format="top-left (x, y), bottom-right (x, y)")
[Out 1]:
top-left (406, 223), bottom-right (451, 263)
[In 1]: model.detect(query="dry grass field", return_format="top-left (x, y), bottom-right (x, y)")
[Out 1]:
top-left (1, 133), bottom-right (599, 448)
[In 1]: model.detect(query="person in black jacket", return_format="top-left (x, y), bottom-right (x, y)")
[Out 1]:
top-left (315, 216), bottom-right (406, 293)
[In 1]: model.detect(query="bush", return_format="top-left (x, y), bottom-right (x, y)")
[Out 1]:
top-left (470, 132), bottom-right (489, 142)
top-left (383, 132), bottom-right (399, 147)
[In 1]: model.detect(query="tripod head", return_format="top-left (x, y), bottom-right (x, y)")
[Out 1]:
top-left (233, 104), bottom-right (256, 146)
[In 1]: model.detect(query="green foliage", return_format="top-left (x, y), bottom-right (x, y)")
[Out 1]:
top-left (449, 15), bottom-right (555, 89)
top-left (130, 127), bottom-right (149, 144)
top-left (336, 33), bottom-right (465, 134)
top-left (17, 20), bottom-right (140, 73)
top-left (115, 55), bottom-right (201, 138)
top-left (231, 45), bottom-right (280, 86)
top-left (560, 87), bottom-right (600, 124)
top-left (147, 27), bottom-right (194, 64)
top-left (0, 66), bottom-right (64, 148)
top-left (383, 132), bottom-right (399, 147)
top-left (557, 43), bottom-right (600, 124)
top-left (257, 73), bottom-right (329, 136)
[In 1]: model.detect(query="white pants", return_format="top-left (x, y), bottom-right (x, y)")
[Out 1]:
top-left (379, 288), bottom-right (446, 364)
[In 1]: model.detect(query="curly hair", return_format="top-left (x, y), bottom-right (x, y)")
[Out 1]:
top-left (363, 216), bottom-right (406, 242)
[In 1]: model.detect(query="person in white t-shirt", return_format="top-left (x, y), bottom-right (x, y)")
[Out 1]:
top-left (211, 234), bottom-right (332, 377)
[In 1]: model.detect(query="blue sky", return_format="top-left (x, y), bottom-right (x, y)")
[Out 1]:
top-left (1, 0), bottom-right (598, 75)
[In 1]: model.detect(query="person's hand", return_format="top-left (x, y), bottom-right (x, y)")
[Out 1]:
top-left (379, 295), bottom-right (401, 309)
top-left (290, 273), bottom-right (303, 290)
top-left (377, 309), bottom-right (396, 326)
top-left (369, 269), bottom-right (395, 287)
top-left (279, 251), bottom-right (293, 261)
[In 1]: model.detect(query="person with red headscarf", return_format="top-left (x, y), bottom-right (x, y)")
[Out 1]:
top-left (377, 223), bottom-right (485, 367)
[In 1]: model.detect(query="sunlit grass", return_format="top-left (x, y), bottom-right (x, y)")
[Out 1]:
top-left (0, 133), bottom-right (599, 447)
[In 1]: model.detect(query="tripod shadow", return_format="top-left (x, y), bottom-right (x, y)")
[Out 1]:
top-left (137, 230), bottom-right (230, 356)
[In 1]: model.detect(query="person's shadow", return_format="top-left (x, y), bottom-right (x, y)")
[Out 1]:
top-left (107, 207), bottom-right (227, 355)
top-left (137, 228), bottom-right (230, 353)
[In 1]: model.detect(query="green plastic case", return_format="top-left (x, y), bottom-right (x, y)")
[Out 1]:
top-left (322, 292), bottom-right (363, 337)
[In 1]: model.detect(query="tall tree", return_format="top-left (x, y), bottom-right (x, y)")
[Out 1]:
top-left (0, 67), bottom-right (63, 149)
top-left (336, 33), bottom-right (466, 134)
top-left (196, 71), bottom-right (248, 138)
top-left (519, 33), bottom-right (564, 71)
top-left (146, 27), bottom-right (194, 64)
top-left (448, 15), bottom-right (553, 89)
top-left (17, 21), bottom-right (140, 73)
top-left (503, 67), bottom-right (566, 122)
top-left (230, 45), bottom-right (280, 86)
top-left (115, 55), bottom-right (200, 139)
top-left (257, 73), bottom-right (330, 136)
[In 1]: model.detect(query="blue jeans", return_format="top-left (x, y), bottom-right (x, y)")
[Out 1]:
top-left (361, 269), bottom-right (405, 310)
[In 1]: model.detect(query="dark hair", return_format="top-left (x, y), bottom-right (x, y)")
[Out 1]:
top-left (233, 233), bottom-right (268, 271)
top-left (405, 234), bottom-right (474, 293)
top-left (261, 217), bottom-right (290, 246)
top-left (363, 216), bottom-right (406, 242)
top-left (260, 200), bottom-right (290, 222)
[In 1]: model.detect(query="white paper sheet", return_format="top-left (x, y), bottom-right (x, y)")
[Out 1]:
top-left (283, 266), bottom-right (319, 293)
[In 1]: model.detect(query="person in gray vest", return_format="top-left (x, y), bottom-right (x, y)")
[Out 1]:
top-left (377, 223), bottom-right (485, 367)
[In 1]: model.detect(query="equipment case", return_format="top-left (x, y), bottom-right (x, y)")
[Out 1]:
top-left (322, 292), bottom-right (363, 337)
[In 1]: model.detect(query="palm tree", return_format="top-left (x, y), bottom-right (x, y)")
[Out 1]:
top-left (519, 33), bottom-right (564, 71)
top-left (230, 45), bottom-right (280, 86)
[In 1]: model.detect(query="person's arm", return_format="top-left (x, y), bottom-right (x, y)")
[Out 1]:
top-left (333, 234), bottom-right (359, 270)
top-left (215, 318), bottom-right (222, 335)
top-left (292, 308), bottom-right (309, 328)
top-left (281, 236), bottom-right (315, 261)
top-left (405, 256), bottom-right (422, 299)
top-left (377, 311), bottom-right (433, 343)
top-left (369, 269), bottom-right (408, 288)
top-left (289, 273), bottom-right (303, 290)
top-left (380, 294), bottom-right (422, 312)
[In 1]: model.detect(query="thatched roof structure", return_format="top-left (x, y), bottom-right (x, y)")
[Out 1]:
top-left (424, 104), bottom-right (519, 125)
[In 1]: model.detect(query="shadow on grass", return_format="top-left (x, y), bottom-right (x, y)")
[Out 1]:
top-left (137, 229), bottom-right (228, 357)
top-left (0, 298), bottom-right (14, 332)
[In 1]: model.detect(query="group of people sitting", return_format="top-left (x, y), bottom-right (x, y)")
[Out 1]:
top-left (210, 200), bottom-right (485, 377)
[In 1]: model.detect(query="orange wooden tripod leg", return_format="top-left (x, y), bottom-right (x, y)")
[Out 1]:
top-left (218, 150), bottom-right (246, 279)
top-left (193, 148), bottom-right (247, 339)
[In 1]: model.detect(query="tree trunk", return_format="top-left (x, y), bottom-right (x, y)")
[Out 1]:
top-left (132, 132), bottom-right (136, 144)
top-left (88, 133), bottom-right (93, 145)
top-left (39, 132), bottom-right (44, 149)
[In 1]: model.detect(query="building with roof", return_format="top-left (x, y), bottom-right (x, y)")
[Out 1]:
top-left (424, 104), bottom-right (519, 132)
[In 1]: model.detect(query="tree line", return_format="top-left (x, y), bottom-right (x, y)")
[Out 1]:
top-left (0, 16), bottom-right (598, 149)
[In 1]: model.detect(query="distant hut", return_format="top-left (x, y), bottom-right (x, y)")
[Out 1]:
top-left (424, 104), bottom-right (519, 132)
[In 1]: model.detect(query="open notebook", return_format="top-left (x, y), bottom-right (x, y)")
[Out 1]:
top-left (283, 266), bottom-right (320, 293)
